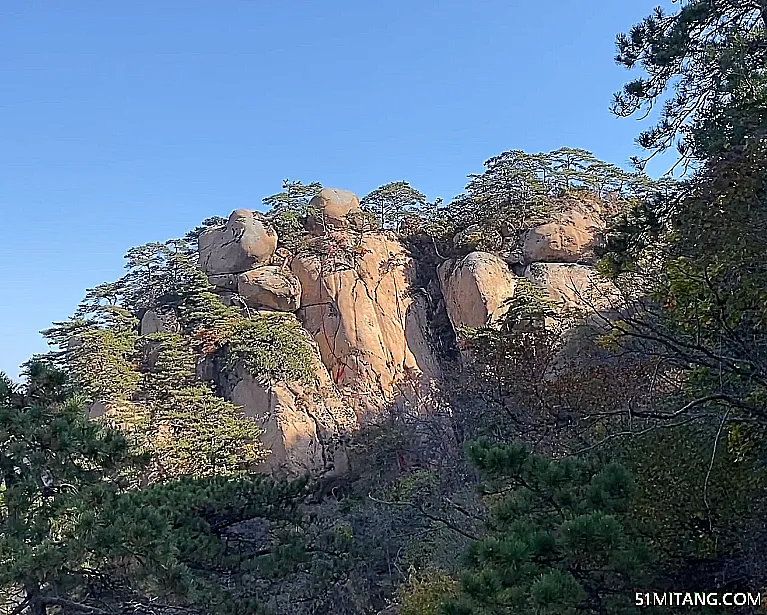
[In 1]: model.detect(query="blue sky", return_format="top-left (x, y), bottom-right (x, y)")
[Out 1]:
top-left (1, 1), bottom-right (672, 378)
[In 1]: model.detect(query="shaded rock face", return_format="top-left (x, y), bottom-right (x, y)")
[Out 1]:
top-left (207, 273), bottom-right (239, 292)
top-left (292, 231), bottom-right (439, 421)
top-left (221, 355), bottom-right (357, 476)
top-left (199, 209), bottom-right (277, 275)
top-left (438, 252), bottom-right (518, 329)
top-left (517, 205), bottom-right (622, 379)
top-left (140, 309), bottom-right (179, 335)
top-left (238, 266), bottom-right (302, 312)
top-left (521, 207), bottom-right (604, 265)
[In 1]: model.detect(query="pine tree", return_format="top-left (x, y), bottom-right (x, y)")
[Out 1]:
top-left (612, 0), bottom-right (767, 165)
top-left (263, 179), bottom-right (323, 251)
top-left (602, 0), bottom-right (767, 427)
top-left (451, 149), bottom-right (550, 236)
top-left (444, 149), bottom-right (655, 239)
top-left (361, 181), bottom-right (427, 230)
top-left (38, 238), bottom-right (274, 483)
top-left (137, 332), bottom-right (265, 480)
top-left (0, 376), bottom-right (344, 614)
top-left (0, 365), bottom-right (357, 614)
top-left (0, 368), bottom-right (146, 614)
top-left (440, 442), bottom-right (657, 615)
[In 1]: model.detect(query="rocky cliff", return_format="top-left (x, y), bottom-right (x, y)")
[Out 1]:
top-left (194, 188), bottom-right (618, 474)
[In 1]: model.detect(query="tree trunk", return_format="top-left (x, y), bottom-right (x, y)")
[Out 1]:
top-left (25, 582), bottom-right (47, 615)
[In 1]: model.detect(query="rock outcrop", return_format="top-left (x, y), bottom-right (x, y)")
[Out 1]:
top-left (523, 262), bottom-right (619, 313)
top-left (438, 252), bottom-right (518, 329)
top-left (194, 191), bottom-right (618, 474)
top-left (306, 188), bottom-right (364, 232)
top-left (292, 230), bottom-right (439, 421)
top-left (238, 266), bottom-right (302, 312)
top-left (199, 209), bottom-right (277, 275)
top-left (221, 353), bottom-right (357, 476)
top-left (196, 191), bottom-right (441, 470)
top-left (521, 204), bottom-right (605, 265)
top-left (139, 308), bottom-right (179, 335)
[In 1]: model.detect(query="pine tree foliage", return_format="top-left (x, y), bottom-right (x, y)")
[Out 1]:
top-left (441, 442), bottom-right (656, 615)
top-left (68, 326), bottom-right (141, 401)
top-left (445, 148), bottom-right (660, 237)
top-left (224, 315), bottom-right (317, 385)
top-left (135, 333), bottom-right (266, 480)
top-left (602, 1), bottom-right (767, 426)
top-left (590, 2), bottom-right (767, 598)
top-left (36, 236), bottom-right (316, 482)
top-left (612, 0), bottom-right (767, 164)
top-left (0, 374), bottom-right (351, 615)
top-left (263, 179), bottom-right (323, 251)
top-left (0, 372), bottom-right (147, 614)
top-left (361, 181), bottom-right (427, 230)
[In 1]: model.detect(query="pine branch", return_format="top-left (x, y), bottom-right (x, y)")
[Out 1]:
top-left (39, 596), bottom-right (110, 615)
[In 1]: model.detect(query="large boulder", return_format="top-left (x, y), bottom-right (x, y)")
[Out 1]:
top-left (521, 208), bottom-right (604, 264)
top-left (438, 252), bottom-right (518, 329)
top-left (237, 266), bottom-right (302, 312)
top-left (199, 209), bottom-right (277, 275)
top-left (306, 188), bottom-right (363, 232)
top-left (207, 272), bottom-right (239, 292)
top-left (292, 231), bottom-right (440, 421)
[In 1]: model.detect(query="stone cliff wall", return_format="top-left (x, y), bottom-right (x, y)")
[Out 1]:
top-left (196, 189), bottom-right (619, 474)
top-left (292, 231), bottom-right (439, 421)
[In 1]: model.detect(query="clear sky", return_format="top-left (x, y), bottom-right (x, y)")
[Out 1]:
top-left (0, 1), bottom-right (672, 378)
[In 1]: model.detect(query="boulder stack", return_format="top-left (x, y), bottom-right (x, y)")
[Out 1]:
top-left (199, 209), bottom-right (277, 275)
top-left (200, 209), bottom-right (302, 313)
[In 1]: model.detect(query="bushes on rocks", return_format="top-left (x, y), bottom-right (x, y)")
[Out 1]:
top-left (224, 313), bottom-right (316, 384)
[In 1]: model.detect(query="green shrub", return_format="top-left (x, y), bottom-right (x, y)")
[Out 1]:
top-left (225, 313), bottom-right (316, 383)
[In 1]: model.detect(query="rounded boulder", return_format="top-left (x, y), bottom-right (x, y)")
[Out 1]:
top-left (237, 266), bottom-right (302, 312)
top-left (199, 209), bottom-right (278, 275)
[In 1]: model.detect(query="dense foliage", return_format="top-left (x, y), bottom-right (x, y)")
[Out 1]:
top-left (360, 181), bottom-right (427, 230)
top-left (442, 148), bottom-right (661, 238)
top-left (263, 179), bottom-right (323, 251)
top-left (442, 442), bottom-right (654, 615)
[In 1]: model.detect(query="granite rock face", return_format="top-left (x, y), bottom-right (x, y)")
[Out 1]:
top-left (139, 308), bottom-right (179, 336)
top-left (521, 207), bottom-right (604, 265)
top-left (192, 192), bottom-right (620, 475)
top-left (292, 230), bottom-right (439, 421)
top-left (237, 266), bottom-right (302, 312)
top-left (438, 252), bottom-right (518, 329)
top-left (305, 188), bottom-right (363, 232)
top-left (198, 209), bottom-right (277, 275)
top-left (220, 352), bottom-right (357, 476)
top-left (523, 262), bottom-right (619, 313)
